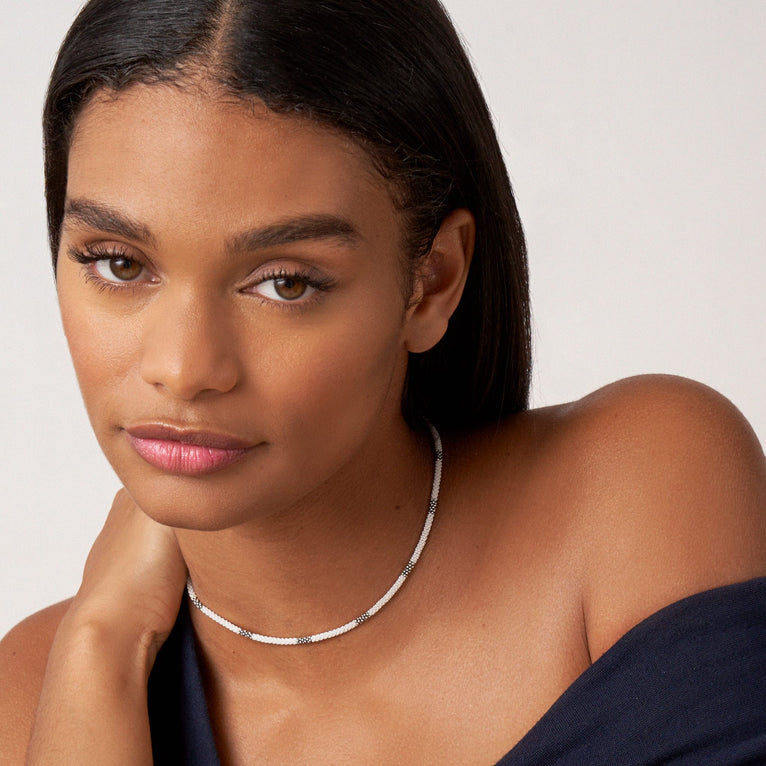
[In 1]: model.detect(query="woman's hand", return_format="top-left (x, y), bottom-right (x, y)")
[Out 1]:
top-left (25, 489), bottom-right (187, 765)
top-left (69, 487), bottom-right (187, 666)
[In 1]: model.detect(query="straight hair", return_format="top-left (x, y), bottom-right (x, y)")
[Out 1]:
top-left (44, 0), bottom-right (532, 430)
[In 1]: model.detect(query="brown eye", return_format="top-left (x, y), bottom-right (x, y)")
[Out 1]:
top-left (109, 257), bottom-right (143, 281)
top-left (251, 272), bottom-right (320, 303)
top-left (94, 257), bottom-right (143, 282)
top-left (273, 277), bottom-right (308, 301)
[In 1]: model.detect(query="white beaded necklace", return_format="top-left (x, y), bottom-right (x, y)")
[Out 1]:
top-left (186, 423), bottom-right (443, 645)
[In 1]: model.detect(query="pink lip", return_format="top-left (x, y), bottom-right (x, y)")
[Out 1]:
top-left (125, 425), bottom-right (254, 476)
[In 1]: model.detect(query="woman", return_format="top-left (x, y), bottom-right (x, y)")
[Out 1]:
top-left (1, 0), bottom-right (765, 763)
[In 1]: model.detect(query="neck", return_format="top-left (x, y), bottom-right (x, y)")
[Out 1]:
top-left (174, 418), bottom-right (435, 654)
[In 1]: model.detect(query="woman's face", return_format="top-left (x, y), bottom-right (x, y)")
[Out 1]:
top-left (57, 83), bottom-right (418, 530)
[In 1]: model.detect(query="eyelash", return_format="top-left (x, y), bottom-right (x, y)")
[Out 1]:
top-left (66, 245), bottom-right (336, 306)
top-left (68, 244), bottom-right (148, 294)
top-left (248, 268), bottom-right (336, 308)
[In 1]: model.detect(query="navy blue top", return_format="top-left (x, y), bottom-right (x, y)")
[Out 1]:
top-left (148, 577), bottom-right (766, 765)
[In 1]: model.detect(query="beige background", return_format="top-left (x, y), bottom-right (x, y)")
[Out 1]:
top-left (1, 1), bottom-right (764, 636)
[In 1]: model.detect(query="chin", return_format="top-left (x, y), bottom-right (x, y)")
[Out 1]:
top-left (134, 492), bottom-right (258, 532)
top-left (115, 471), bottom-right (267, 531)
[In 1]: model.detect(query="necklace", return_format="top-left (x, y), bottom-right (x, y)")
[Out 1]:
top-left (186, 423), bottom-right (443, 645)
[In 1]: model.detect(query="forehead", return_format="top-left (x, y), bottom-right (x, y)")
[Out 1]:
top-left (66, 83), bottom-right (398, 242)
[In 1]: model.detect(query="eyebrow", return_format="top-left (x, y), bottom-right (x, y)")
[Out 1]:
top-left (63, 199), bottom-right (156, 246)
top-left (227, 215), bottom-right (361, 253)
top-left (63, 198), bottom-right (361, 253)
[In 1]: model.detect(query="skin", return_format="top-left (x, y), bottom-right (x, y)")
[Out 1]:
top-left (1, 83), bottom-right (765, 765)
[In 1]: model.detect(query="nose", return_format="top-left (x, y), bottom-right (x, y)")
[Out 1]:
top-left (139, 289), bottom-right (240, 400)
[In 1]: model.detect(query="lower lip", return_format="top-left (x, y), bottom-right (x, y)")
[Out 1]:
top-left (127, 435), bottom-right (249, 476)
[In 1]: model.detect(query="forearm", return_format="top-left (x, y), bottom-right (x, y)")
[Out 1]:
top-left (26, 610), bottom-right (157, 766)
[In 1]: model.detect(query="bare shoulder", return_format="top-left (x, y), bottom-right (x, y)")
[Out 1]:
top-left (0, 599), bottom-right (72, 762)
top-left (550, 374), bottom-right (766, 656)
top-left (456, 375), bottom-right (765, 660)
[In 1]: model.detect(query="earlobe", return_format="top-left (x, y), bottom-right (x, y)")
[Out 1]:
top-left (404, 208), bottom-right (475, 354)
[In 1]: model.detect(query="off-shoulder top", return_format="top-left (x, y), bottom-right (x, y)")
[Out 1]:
top-left (148, 577), bottom-right (766, 765)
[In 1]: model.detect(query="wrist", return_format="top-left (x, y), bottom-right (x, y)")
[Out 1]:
top-left (27, 610), bottom-right (156, 765)
top-left (55, 602), bottom-right (163, 683)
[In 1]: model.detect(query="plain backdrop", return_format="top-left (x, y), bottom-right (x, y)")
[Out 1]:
top-left (1, 1), bottom-right (764, 637)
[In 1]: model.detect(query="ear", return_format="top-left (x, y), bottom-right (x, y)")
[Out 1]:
top-left (404, 208), bottom-right (475, 354)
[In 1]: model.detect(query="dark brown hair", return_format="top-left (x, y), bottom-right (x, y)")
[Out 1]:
top-left (44, 0), bottom-right (531, 429)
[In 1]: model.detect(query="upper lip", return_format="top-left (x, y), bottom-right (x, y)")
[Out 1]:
top-left (124, 423), bottom-right (255, 450)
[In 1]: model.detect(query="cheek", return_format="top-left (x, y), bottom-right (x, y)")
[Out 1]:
top-left (238, 313), bottom-right (409, 499)
top-left (247, 310), bottom-right (408, 428)
top-left (57, 281), bottom-right (137, 430)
